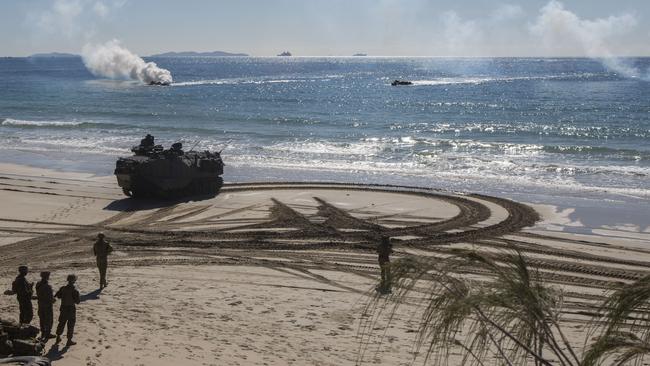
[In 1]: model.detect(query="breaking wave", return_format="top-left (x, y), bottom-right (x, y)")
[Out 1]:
top-left (0, 131), bottom-right (648, 199)
top-left (0, 118), bottom-right (132, 130)
top-left (1, 118), bottom-right (85, 127)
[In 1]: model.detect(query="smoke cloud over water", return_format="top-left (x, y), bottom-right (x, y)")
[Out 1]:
top-left (82, 40), bottom-right (172, 85)
top-left (530, 1), bottom-right (648, 80)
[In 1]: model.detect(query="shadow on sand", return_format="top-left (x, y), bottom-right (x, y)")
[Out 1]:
top-left (103, 191), bottom-right (220, 212)
top-left (80, 288), bottom-right (103, 302)
top-left (45, 343), bottom-right (71, 362)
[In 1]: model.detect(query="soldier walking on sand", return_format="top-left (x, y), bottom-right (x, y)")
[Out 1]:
top-left (93, 232), bottom-right (113, 289)
top-left (11, 265), bottom-right (34, 324)
top-left (35, 271), bottom-right (56, 341)
top-left (55, 274), bottom-right (80, 346)
top-left (377, 236), bottom-right (393, 295)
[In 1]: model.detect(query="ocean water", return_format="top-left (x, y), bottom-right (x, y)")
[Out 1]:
top-left (1, 56), bottom-right (649, 226)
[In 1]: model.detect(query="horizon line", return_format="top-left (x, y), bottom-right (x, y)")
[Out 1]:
top-left (4, 53), bottom-right (650, 59)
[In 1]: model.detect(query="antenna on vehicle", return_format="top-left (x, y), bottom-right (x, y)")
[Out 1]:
top-left (219, 139), bottom-right (233, 154)
top-left (189, 140), bottom-right (201, 152)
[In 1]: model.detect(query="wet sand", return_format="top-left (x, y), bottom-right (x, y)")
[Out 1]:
top-left (0, 162), bottom-right (649, 365)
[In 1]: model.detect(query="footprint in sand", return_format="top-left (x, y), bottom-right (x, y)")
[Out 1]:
top-left (300, 324), bottom-right (316, 331)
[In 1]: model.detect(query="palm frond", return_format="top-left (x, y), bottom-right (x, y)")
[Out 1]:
top-left (583, 331), bottom-right (650, 366)
top-left (584, 275), bottom-right (650, 366)
top-left (358, 248), bottom-right (574, 366)
top-left (599, 275), bottom-right (650, 334)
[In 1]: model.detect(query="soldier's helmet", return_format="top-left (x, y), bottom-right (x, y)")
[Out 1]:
top-left (18, 265), bottom-right (28, 274)
top-left (40, 271), bottom-right (50, 279)
top-left (97, 232), bottom-right (105, 239)
top-left (66, 274), bottom-right (77, 283)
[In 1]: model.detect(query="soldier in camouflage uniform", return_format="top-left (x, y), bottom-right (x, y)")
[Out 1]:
top-left (93, 233), bottom-right (113, 289)
top-left (11, 265), bottom-right (34, 324)
top-left (35, 271), bottom-right (56, 341)
top-left (377, 236), bottom-right (393, 295)
top-left (55, 274), bottom-right (80, 346)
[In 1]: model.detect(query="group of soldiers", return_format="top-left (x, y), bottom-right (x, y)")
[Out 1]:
top-left (5, 233), bottom-right (113, 347)
top-left (6, 227), bottom-right (391, 350)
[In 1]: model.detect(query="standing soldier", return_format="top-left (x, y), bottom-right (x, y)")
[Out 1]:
top-left (140, 134), bottom-right (155, 149)
top-left (55, 274), bottom-right (80, 346)
top-left (35, 271), bottom-right (56, 341)
top-left (93, 233), bottom-right (113, 289)
top-left (11, 265), bottom-right (34, 324)
top-left (377, 236), bottom-right (393, 294)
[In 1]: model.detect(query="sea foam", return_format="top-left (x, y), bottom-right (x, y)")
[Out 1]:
top-left (1, 118), bottom-right (84, 127)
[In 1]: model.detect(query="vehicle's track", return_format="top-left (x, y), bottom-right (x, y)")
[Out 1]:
top-left (1, 182), bottom-right (647, 316)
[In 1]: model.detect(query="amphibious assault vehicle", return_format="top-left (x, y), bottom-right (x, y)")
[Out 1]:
top-left (391, 80), bottom-right (413, 86)
top-left (148, 81), bottom-right (171, 86)
top-left (114, 135), bottom-right (224, 198)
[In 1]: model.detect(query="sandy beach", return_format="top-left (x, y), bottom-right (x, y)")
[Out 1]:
top-left (0, 162), bottom-right (649, 365)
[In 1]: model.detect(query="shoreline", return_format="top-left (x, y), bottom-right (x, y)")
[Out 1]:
top-left (1, 158), bottom-right (648, 233)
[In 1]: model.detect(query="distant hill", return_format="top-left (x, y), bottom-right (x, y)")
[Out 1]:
top-left (150, 51), bottom-right (248, 57)
top-left (28, 52), bottom-right (79, 58)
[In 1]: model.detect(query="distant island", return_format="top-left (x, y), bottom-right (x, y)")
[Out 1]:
top-left (352, 53), bottom-right (367, 56)
top-left (277, 51), bottom-right (292, 57)
top-left (150, 51), bottom-right (249, 57)
top-left (28, 52), bottom-right (79, 58)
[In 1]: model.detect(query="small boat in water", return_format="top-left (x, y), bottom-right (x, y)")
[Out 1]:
top-left (391, 80), bottom-right (413, 86)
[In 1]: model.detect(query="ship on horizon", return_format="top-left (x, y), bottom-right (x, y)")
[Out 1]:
top-left (277, 51), bottom-right (292, 56)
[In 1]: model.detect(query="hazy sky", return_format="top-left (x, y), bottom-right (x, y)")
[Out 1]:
top-left (0, 0), bottom-right (648, 57)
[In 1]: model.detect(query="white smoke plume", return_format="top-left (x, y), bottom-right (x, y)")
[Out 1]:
top-left (530, 1), bottom-right (645, 79)
top-left (82, 40), bottom-right (173, 85)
